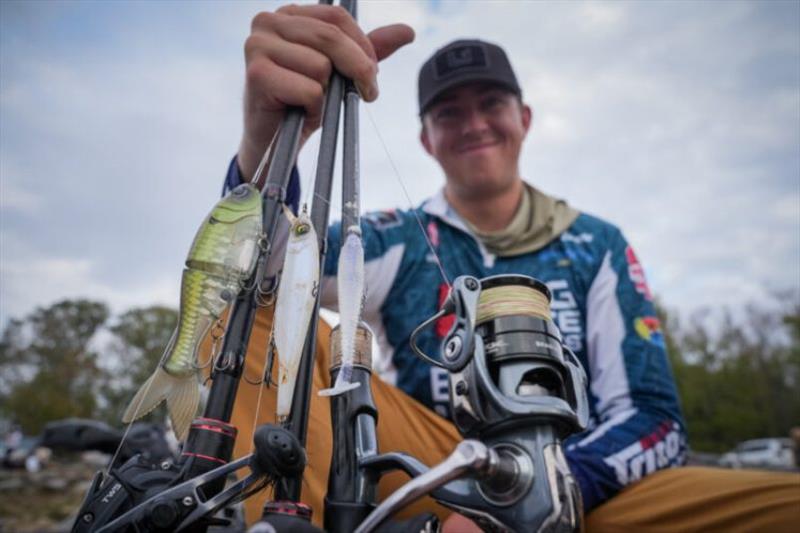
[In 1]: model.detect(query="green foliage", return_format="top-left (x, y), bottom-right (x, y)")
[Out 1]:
top-left (1, 293), bottom-right (797, 455)
top-left (98, 306), bottom-right (178, 424)
top-left (0, 300), bottom-right (178, 434)
top-left (659, 294), bottom-right (800, 452)
top-left (0, 300), bottom-right (109, 433)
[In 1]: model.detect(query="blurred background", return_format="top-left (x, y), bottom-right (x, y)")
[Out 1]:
top-left (1, 0), bottom-right (798, 530)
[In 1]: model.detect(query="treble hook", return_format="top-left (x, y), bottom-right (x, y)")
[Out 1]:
top-left (255, 272), bottom-right (279, 308)
top-left (194, 318), bottom-right (227, 370)
top-left (213, 350), bottom-right (236, 373)
top-left (242, 335), bottom-right (278, 387)
top-left (241, 234), bottom-right (271, 293)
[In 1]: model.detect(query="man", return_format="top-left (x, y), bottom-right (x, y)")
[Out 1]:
top-left (219, 4), bottom-right (798, 531)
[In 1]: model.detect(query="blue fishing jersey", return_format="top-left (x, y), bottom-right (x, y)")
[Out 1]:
top-left (224, 161), bottom-right (687, 511)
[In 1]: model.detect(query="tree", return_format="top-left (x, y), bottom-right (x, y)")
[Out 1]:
top-left (98, 306), bottom-right (178, 423)
top-left (660, 293), bottom-right (800, 452)
top-left (0, 300), bottom-right (109, 433)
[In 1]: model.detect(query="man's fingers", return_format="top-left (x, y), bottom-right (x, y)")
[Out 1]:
top-left (277, 4), bottom-right (377, 62)
top-left (246, 57), bottom-right (324, 116)
top-left (242, 5), bottom-right (416, 154)
top-left (368, 24), bottom-right (415, 62)
top-left (269, 13), bottom-right (379, 100)
top-left (245, 32), bottom-right (332, 89)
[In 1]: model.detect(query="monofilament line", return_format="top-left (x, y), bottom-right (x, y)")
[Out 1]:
top-left (362, 105), bottom-right (452, 289)
top-left (105, 374), bottom-right (157, 477)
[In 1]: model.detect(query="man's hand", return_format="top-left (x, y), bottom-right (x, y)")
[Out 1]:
top-left (238, 4), bottom-right (415, 180)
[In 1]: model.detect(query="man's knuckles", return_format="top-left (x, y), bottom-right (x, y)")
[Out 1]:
top-left (276, 4), bottom-right (353, 29)
top-left (244, 59), bottom-right (276, 95)
top-left (250, 11), bottom-right (280, 33)
top-left (244, 32), bottom-right (270, 63)
top-left (244, 33), bottom-right (332, 86)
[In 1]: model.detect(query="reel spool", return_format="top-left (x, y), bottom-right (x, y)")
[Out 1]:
top-left (447, 275), bottom-right (589, 439)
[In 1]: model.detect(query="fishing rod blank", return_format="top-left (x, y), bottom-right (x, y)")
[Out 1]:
top-left (278, 0), bottom-right (355, 503)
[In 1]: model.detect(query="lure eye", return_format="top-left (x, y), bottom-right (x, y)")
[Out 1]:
top-left (232, 185), bottom-right (247, 197)
top-left (295, 223), bottom-right (310, 236)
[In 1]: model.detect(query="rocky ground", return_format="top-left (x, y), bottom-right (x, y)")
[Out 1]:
top-left (0, 452), bottom-right (103, 533)
top-left (0, 449), bottom-right (793, 532)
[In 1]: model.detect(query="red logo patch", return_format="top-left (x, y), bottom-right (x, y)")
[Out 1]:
top-left (625, 246), bottom-right (652, 301)
top-left (435, 283), bottom-right (455, 337)
top-left (427, 221), bottom-right (440, 247)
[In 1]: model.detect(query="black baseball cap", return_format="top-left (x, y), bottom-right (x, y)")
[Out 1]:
top-left (418, 39), bottom-right (522, 115)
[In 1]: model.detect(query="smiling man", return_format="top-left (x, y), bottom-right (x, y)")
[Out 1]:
top-left (220, 4), bottom-right (799, 531)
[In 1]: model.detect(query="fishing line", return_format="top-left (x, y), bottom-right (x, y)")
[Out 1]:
top-left (235, 328), bottom-right (275, 504)
top-left (105, 373), bottom-right (158, 477)
top-left (104, 324), bottom-right (182, 476)
top-left (250, 330), bottom-right (275, 438)
top-left (362, 104), bottom-right (452, 289)
top-left (251, 129), bottom-right (279, 189)
top-left (477, 285), bottom-right (551, 324)
top-left (301, 138), bottom-right (319, 211)
top-left (313, 189), bottom-right (333, 210)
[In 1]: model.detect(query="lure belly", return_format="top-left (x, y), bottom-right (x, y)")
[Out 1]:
top-left (273, 208), bottom-right (320, 422)
top-left (320, 227), bottom-right (364, 397)
top-left (122, 184), bottom-right (262, 440)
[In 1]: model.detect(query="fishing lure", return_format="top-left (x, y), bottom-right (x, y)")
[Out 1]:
top-left (319, 226), bottom-right (364, 397)
top-left (122, 183), bottom-right (263, 440)
top-left (273, 206), bottom-right (319, 422)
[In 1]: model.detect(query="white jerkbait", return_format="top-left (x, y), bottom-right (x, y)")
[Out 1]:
top-left (273, 207), bottom-right (319, 421)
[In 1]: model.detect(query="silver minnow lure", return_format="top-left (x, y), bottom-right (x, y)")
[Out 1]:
top-left (320, 226), bottom-right (364, 397)
top-left (273, 206), bottom-right (319, 421)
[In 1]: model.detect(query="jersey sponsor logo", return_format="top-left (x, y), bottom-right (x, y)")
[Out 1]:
top-left (364, 209), bottom-right (402, 230)
top-left (603, 421), bottom-right (684, 485)
top-left (430, 367), bottom-right (450, 403)
top-left (430, 367), bottom-right (451, 418)
top-left (547, 279), bottom-right (584, 352)
top-left (561, 232), bottom-right (594, 244)
top-left (634, 316), bottom-right (664, 347)
top-left (426, 221), bottom-right (440, 247)
top-left (625, 246), bottom-right (653, 301)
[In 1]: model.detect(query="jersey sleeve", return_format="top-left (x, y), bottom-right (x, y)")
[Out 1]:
top-left (564, 227), bottom-right (687, 512)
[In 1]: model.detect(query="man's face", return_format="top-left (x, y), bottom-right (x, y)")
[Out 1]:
top-left (420, 82), bottom-right (532, 199)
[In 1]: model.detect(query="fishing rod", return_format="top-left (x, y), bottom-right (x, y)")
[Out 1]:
top-left (72, 0), bottom-right (591, 529)
top-left (278, 0), bottom-right (353, 500)
top-left (72, 0), bottom-right (352, 528)
top-left (71, 108), bottom-right (308, 532)
top-left (73, 15), bottom-right (312, 533)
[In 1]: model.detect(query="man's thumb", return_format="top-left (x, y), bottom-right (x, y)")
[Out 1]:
top-left (368, 24), bottom-right (415, 62)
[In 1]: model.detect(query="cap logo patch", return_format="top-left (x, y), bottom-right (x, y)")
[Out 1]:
top-left (435, 44), bottom-right (487, 79)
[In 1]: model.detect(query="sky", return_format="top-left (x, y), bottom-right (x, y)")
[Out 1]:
top-left (1, 0), bottom-right (798, 328)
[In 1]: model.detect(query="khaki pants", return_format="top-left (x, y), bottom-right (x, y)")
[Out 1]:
top-left (211, 308), bottom-right (800, 532)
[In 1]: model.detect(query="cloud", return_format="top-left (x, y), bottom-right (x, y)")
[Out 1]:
top-left (0, 0), bottom-right (798, 325)
top-left (0, 237), bottom-right (179, 324)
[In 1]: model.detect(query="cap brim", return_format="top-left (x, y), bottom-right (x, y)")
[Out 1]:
top-left (419, 73), bottom-right (520, 115)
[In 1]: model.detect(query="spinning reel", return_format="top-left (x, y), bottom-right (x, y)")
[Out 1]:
top-left (352, 274), bottom-right (590, 532)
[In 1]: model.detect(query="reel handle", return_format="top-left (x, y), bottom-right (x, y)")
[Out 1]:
top-left (355, 440), bottom-right (495, 533)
